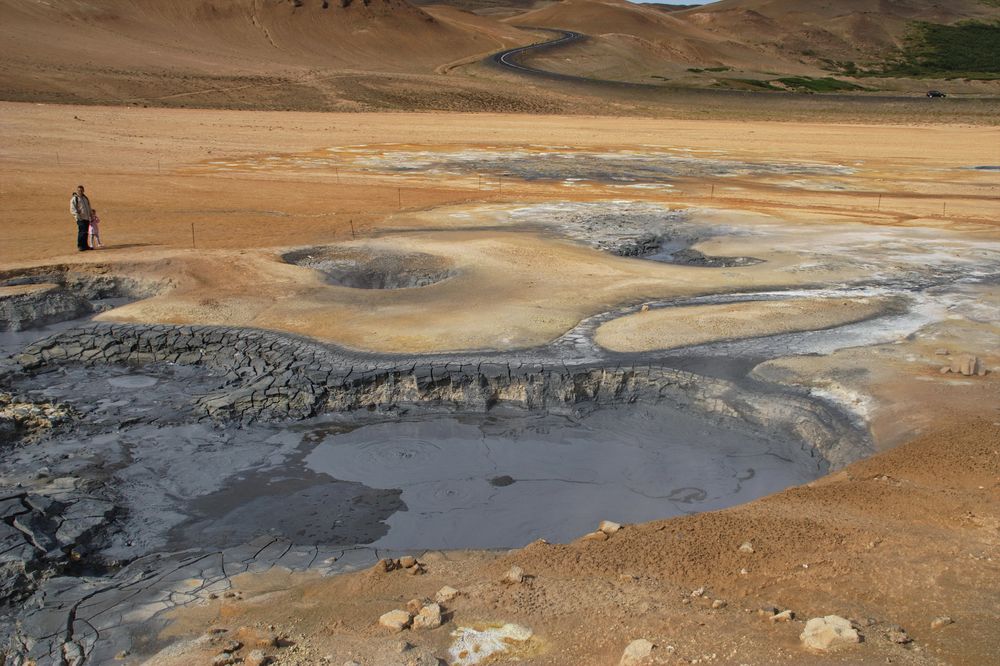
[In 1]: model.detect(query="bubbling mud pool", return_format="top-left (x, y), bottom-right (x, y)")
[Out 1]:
top-left (304, 406), bottom-right (820, 550)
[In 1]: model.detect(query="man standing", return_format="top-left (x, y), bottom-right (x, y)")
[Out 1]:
top-left (70, 185), bottom-right (93, 251)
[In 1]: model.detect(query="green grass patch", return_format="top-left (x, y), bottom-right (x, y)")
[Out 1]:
top-left (873, 20), bottom-right (1000, 79)
top-left (687, 66), bottom-right (731, 73)
top-left (776, 76), bottom-right (867, 92)
top-left (713, 78), bottom-right (782, 91)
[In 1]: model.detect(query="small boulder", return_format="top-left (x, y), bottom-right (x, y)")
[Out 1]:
top-left (690, 586), bottom-right (705, 598)
top-left (599, 520), bottom-right (622, 535)
top-left (771, 609), bottom-right (795, 623)
top-left (245, 650), bottom-right (271, 666)
top-left (412, 603), bottom-right (442, 631)
top-left (712, 599), bottom-right (727, 609)
top-left (406, 598), bottom-right (424, 615)
top-left (800, 615), bottom-right (860, 651)
top-left (931, 616), bottom-right (954, 630)
top-left (435, 586), bottom-right (460, 604)
top-left (885, 625), bottom-right (911, 644)
top-left (503, 565), bottom-right (525, 584)
top-left (738, 541), bottom-right (754, 553)
top-left (582, 530), bottom-right (609, 542)
top-left (620, 638), bottom-right (655, 665)
top-left (379, 609), bottom-right (412, 632)
top-left (399, 555), bottom-right (418, 569)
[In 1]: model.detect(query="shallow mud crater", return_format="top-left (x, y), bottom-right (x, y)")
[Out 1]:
top-left (284, 246), bottom-right (455, 289)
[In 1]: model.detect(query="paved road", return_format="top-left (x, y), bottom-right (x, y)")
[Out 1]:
top-left (490, 28), bottom-right (587, 78)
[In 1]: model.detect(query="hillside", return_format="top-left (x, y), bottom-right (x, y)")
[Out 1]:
top-left (503, 0), bottom-right (1000, 91)
top-left (0, 0), bottom-right (538, 108)
top-left (1, 0), bottom-right (997, 110)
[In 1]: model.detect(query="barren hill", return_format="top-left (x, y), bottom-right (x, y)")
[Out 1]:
top-left (1, 0), bottom-right (997, 109)
top-left (0, 0), bottom-right (538, 107)
top-left (503, 0), bottom-right (1000, 91)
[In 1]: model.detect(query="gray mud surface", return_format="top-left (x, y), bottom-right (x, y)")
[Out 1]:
top-left (306, 405), bottom-right (819, 550)
top-left (340, 147), bottom-right (856, 184)
top-left (283, 247), bottom-right (456, 289)
top-left (0, 309), bottom-right (860, 663)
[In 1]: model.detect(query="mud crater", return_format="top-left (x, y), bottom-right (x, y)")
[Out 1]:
top-left (284, 246), bottom-right (456, 289)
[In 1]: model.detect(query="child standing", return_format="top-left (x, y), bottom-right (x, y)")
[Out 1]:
top-left (89, 209), bottom-right (104, 249)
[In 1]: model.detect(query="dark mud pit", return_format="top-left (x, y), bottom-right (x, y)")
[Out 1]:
top-left (0, 314), bottom-right (850, 664)
top-left (305, 405), bottom-right (820, 550)
top-left (283, 246), bottom-right (455, 289)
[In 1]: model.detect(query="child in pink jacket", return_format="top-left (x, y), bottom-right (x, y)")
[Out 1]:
top-left (89, 209), bottom-right (104, 249)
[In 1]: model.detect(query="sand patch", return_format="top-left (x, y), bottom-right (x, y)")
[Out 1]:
top-left (0, 283), bottom-right (58, 298)
top-left (595, 297), bottom-right (892, 352)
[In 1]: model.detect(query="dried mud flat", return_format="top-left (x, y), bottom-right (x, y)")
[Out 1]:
top-left (0, 103), bottom-right (998, 665)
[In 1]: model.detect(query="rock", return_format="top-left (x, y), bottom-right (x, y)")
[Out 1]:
top-left (935, 348), bottom-right (949, 355)
top-left (959, 356), bottom-right (978, 376)
top-left (406, 598), bottom-right (424, 615)
top-left (435, 586), bottom-right (460, 604)
top-left (758, 606), bottom-right (779, 618)
top-left (800, 615), bottom-right (861, 651)
top-left (406, 564), bottom-right (426, 576)
top-left (582, 530), bottom-right (608, 542)
top-left (211, 654), bottom-right (240, 666)
top-left (503, 565), bottom-right (525, 584)
top-left (599, 520), bottom-right (622, 535)
top-left (620, 638), bottom-right (655, 665)
top-left (940, 366), bottom-right (951, 374)
top-left (931, 616), bottom-right (954, 630)
top-left (640, 304), bottom-right (650, 313)
top-left (412, 603), bottom-right (442, 630)
top-left (885, 625), bottom-right (911, 644)
top-left (771, 610), bottom-right (795, 623)
top-left (236, 627), bottom-right (278, 648)
top-left (690, 586), bottom-right (705, 598)
top-left (245, 650), bottom-right (271, 666)
top-left (379, 609), bottom-right (412, 632)
top-left (377, 558), bottom-right (397, 572)
top-left (399, 555), bottom-right (418, 569)
top-left (738, 541), bottom-right (754, 553)
top-left (951, 355), bottom-right (980, 376)
top-left (712, 599), bottom-right (727, 609)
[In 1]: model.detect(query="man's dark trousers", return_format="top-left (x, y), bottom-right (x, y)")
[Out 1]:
top-left (77, 219), bottom-right (90, 250)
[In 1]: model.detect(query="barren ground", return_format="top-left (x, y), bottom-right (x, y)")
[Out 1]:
top-left (1, 102), bottom-right (998, 665)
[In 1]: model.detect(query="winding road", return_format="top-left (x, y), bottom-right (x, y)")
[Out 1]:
top-left (490, 28), bottom-right (587, 78)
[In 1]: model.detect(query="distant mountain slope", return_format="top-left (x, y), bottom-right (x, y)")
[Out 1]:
top-left (501, 0), bottom-right (1000, 90)
top-left (0, 0), bottom-right (503, 73)
top-left (681, 0), bottom-right (1000, 61)
top-left (0, 0), bottom-right (543, 107)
